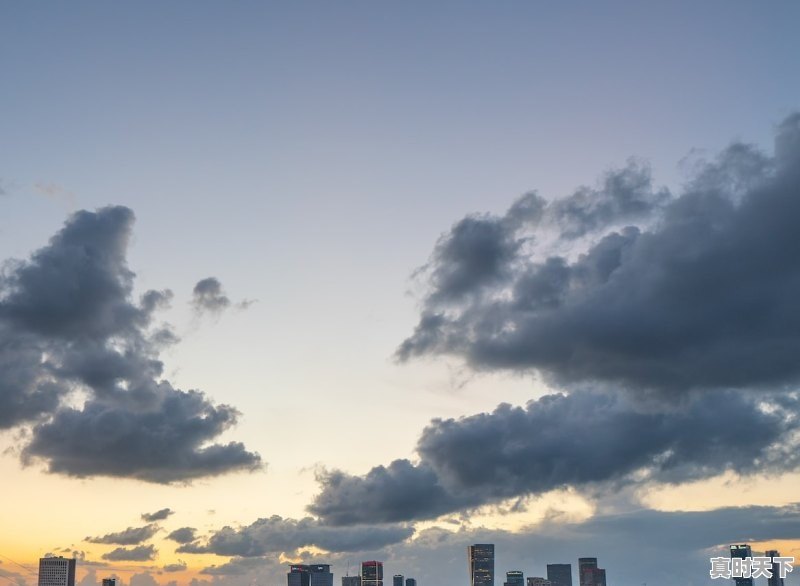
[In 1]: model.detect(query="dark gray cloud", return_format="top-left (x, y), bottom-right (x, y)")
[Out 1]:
top-left (166, 527), bottom-right (197, 544)
top-left (191, 278), bottom-right (231, 314)
top-left (191, 277), bottom-right (254, 316)
top-left (101, 545), bottom-right (157, 562)
top-left (86, 524), bottom-right (159, 545)
top-left (310, 389), bottom-right (800, 524)
top-left (546, 158), bottom-right (670, 239)
top-left (141, 508), bottom-right (173, 522)
top-left (22, 389), bottom-right (261, 483)
top-left (176, 515), bottom-right (413, 557)
top-left (399, 114), bottom-right (800, 394)
top-left (0, 206), bottom-right (260, 482)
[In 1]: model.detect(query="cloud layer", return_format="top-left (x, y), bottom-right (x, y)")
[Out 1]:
top-left (311, 114), bottom-right (800, 526)
top-left (399, 114), bottom-right (800, 394)
top-left (0, 206), bottom-right (261, 482)
top-left (310, 389), bottom-right (800, 524)
top-left (176, 516), bottom-right (413, 556)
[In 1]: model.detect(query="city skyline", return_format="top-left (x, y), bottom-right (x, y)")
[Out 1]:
top-left (2, 2), bottom-right (800, 586)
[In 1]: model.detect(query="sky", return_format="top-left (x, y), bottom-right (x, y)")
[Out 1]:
top-left (1, 2), bottom-right (800, 586)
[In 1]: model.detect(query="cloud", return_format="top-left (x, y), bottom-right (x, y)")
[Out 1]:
top-left (141, 508), bottom-right (174, 522)
top-left (129, 573), bottom-right (158, 586)
top-left (166, 527), bottom-right (197, 544)
top-left (22, 390), bottom-right (262, 483)
top-left (398, 113), bottom-right (800, 394)
top-left (101, 545), bottom-right (157, 562)
top-left (191, 277), bottom-right (255, 316)
top-left (156, 504), bottom-right (800, 586)
top-left (86, 524), bottom-right (159, 545)
top-left (161, 563), bottom-right (187, 573)
top-left (177, 515), bottom-right (413, 557)
top-left (0, 206), bottom-right (261, 482)
top-left (200, 558), bottom-right (268, 576)
top-left (310, 389), bottom-right (800, 524)
top-left (382, 503), bottom-right (800, 586)
top-left (191, 278), bottom-right (231, 314)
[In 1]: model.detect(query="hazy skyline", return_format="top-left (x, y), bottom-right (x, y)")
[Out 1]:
top-left (2, 2), bottom-right (800, 586)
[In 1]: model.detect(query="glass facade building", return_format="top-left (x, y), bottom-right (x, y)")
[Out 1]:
top-left (361, 561), bottom-right (383, 586)
top-left (546, 564), bottom-right (572, 586)
top-left (468, 544), bottom-right (495, 586)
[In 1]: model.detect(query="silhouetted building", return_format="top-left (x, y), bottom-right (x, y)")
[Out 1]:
top-left (766, 550), bottom-right (784, 586)
top-left (546, 564), bottom-right (572, 586)
top-left (101, 579), bottom-right (118, 586)
top-left (468, 544), bottom-right (495, 586)
top-left (343, 577), bottom-right (361, 586)
top-left (731, 545), bottom-right (754, 586)
top-left (394, 575), bottom-right (404, 586)
top-left (505, 571), bottom-right (524, 586)
top-left (362, 561), bottom-right (383, 586)
top-left (38, 557), bottom-right (76, 586)
top-left (577, 559), bottom-right (605, 586)
top-left (406, 579), bottom-right (417, 586)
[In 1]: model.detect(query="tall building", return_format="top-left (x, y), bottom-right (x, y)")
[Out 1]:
top-left (505, 571), bottom-right (524, 586)
top-left (289, 564), bottom-right (333, 586)
top-left (394, 575), bottom-right (404, 586)
top-left (361, 561), bottom-right (383, 586)
top-left (546, 564), bottom-right (572, 586)
top-left (309, 565), bottom-right (333, 586)
top-left (766, 550), bottom-right (785, 586)
top-left (289, 565), bottom-right (311, 586)
top-left (343, 577), bottom-right (361, 586)
top-left (101, 579), bottom-right (118, 586)
top-left (467, 544), bottom-right (495, 586)
top-left (406, 579), bottom-right (417, 586)
top-left (577, 559), bottom-right (605, 586)
top-left (38, 557), bottom-right (76, 586)
top-left (731, 545), bottom-right (754, 586)
top-left (527, 579), bottom-right (552, 586)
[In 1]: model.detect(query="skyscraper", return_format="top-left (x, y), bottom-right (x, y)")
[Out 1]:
top-left (468, 544), bottom-right (494, 586)
top-left (290, 564), bottom-right (333, 586)
top-left (731, 545), bottom-right (754, 586)
top-left (546, 564), bottom-right (572, 586)
top-left (527, 579), bottom-right (552, 586)
top-left (38, 557), bottom-right (76, 586)
top-left (406, 579), bottom-right (417, 586)
top-left (310, 565), bottom-right (334, 586)
top-left (394, 575), bottom-right (404, 586)
top-left (343, 577), bottom-right (361, 586)
top-left (289, 565), bottom-right (311, 586)
top-left (577, 558), bottom-right (606, 586)
top-left (362, 561), bottom-right (383, 586)
top-left (766, 551), bottom-right (785, 586)
top-left (505, 571), bottom-right (524, 586)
